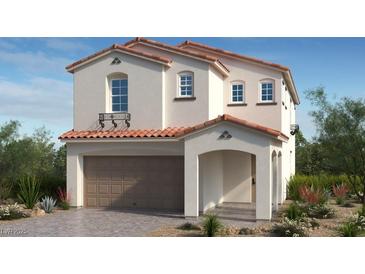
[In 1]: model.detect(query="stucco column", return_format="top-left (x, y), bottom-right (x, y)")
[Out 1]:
top-left (66, 147), bottom-right (84, 207)
top-left (184, 149), bottom-right (199, 217)
top-left (255, 151), bottom-right (272, 220)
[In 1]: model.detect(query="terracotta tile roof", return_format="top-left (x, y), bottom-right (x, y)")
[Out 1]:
top-left (124, 37), bottom-right (230, 74)
top-left (176, 114), bottom-right (289, 140)
top-left (59, 114), bottom-right (288, 141)
top-left (177, 40), bottom-right (289, 71)
top-left (66, 44), bottom-right (172, 73)
top-left (59, 127), bottom-right (187, 139)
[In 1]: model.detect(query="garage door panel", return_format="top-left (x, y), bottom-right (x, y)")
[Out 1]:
top-left (84, 156), bottom-right (184, 211)
top-left (98, 197), bottom-right (111, 207)
top-left (98, 184), bottom-right (109, 194)
top-left (86, 197), bottom-right (97, 207)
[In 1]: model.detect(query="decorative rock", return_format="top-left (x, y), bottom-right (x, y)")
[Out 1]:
top-left (31, 208), bottom-right (45, 217)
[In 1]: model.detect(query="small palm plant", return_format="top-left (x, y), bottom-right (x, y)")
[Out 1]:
top-left (17, 176), bottom-right (41, 209)
top-left (40, 196), bottom-right (56, 213)
top-left (202, 214), bottom-right (223, 237)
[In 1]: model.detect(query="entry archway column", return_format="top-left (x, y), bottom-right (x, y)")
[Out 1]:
top-left (255, 149), bottom-right (272, 220)
top-left (184, 148), bottom-right (199, 218)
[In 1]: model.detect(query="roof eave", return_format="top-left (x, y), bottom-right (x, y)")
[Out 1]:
top-left (66, 46), bottom-right (171, 73)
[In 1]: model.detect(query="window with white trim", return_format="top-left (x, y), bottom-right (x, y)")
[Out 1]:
top-left (178, 72), bottom-right (193, 97)
top-left (111, 79), bottom-right (128, 112)
top-left (260, 80), bottom-right (274, 102)
top-left (231, 82), bottom-right (244, 103)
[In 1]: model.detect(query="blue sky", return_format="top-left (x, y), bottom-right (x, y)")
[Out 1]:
top-left (0, 37), bottom-right (364, 145)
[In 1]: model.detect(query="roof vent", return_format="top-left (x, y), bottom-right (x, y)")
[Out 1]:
top-left (111, 57), bottom-right (121, 65)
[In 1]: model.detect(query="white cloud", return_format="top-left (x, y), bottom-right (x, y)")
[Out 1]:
top-left (0, 49), bottom-right (72, 74)
top-left (0, 77), bottom-right (72, 125)
top-left (44, 38), bottom-right (92, 52)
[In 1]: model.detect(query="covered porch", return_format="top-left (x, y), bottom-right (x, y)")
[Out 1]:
top-left (183, 121), bottom-right (285, 221)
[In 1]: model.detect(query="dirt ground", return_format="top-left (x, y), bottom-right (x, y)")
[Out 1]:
top-left (147, 199), bottom-right (364, 237)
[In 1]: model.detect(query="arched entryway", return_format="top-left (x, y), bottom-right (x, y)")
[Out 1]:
top-left (198, 150), bottom-right (256, 220)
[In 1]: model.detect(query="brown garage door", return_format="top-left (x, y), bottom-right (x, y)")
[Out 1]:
top-left (84, 156), bottom-right (184, 211)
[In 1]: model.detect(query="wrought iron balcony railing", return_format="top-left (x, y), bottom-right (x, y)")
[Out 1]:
top-left (99, 112), bottom-right (131, 128)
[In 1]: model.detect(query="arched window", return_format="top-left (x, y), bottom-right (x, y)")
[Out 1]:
top-left (259, 79), bottom-right (275, 103)
top-left (108, 73), bottom-right (128, 112)
top-left (231, 81), bottom-right (245, 103)
top-left (178, 71), bottom-right (193, 97)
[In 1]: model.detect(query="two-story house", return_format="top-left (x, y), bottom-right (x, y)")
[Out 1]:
top-left (60, 37), bottom-right (299, 220)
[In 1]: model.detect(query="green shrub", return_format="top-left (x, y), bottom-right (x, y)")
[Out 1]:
top-left (177, 222), bottom-right (201, 231)
top-left (39, 175), bottom-right (66, 197)
top-left (40, 196), bottom-right (56, 213)
top-left (272, 217), bottom-right (309, 237)
top-left (358, 205), bottom-right (365, 217)
top-left (17, 176), bottom-right (41, 209)
top-left (202, 214), bottom-right (223, 237)
top-left (306, 204), bottom-right (335, 219)
top-left (0, 203), bottom-right (29, 220)
top-left (285, 202), bottom-right (305, 220)
top-left (287, 174), bottom-right (359, 201)
top-left (338, 214), bottom-right (365, 237)
top-left (339, 222), bottom-right (358, 237)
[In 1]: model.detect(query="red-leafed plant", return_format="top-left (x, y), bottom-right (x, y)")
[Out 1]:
top-left (333, 184), bottom-right (349, 205)
top-left (298, 185), bottom-right (325, 205)
top-left (57, 187), bottom-right (71, 210)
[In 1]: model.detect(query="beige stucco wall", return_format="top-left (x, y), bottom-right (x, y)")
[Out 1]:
top-left (66, 141), bottom-right (184, 207)
top-left (129, 44), bottom-right (212, 127)
top-left (72, 52), bottom-right (164, 130)
top-left (198, 150), bottom-right (253, 212)
top-left (222, 150), bottom-right (252, 203)
top-left (199, 151), bottom-right (224, 212)
top-left (208, 66), bottom-right (224, 119)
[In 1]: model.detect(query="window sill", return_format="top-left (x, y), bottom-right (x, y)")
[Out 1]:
top-left (227, 103), bottom-right (247, 106)
top-left (174, 96), bottom-right (196, 101)
top-left (256, 102), bottom-right (277, 106)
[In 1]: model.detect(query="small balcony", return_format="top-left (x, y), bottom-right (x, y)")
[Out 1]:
top-left (99, 112), bottom-right (131, 128)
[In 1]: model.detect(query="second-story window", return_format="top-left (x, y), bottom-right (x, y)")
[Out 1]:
top-left (111, 79), bottom-right (128, 112)
top-left (178, 72), bottom-right (193, 97)
top-left (231, 82), bottom-right (244, 103)
top-left (260, 80), bottom-right (274, 102)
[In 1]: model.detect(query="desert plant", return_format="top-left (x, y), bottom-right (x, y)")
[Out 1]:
top-left (298, 185), bottom-right (329, 205)
top-left (177, 222), bottom-right (201, 230)
top-left (306, 204), bottom-right (335, 219)
top-left (0, 203), bottom-right (29, 220)
top-left (287, 175), bottom-right (358, 201)
top-left (271, 217), bottom-right (309, 237)
top-left (285, 202), bottom-right (305, 220)
top-left (339, 222), bottom-right (358, 237)
top-left (40, 196), bottom-right (56, 213)
top-left (17, 176), bottom-right (41, 209)
top-left (202, 214), bottom-right (223, 237)
top-left (0, 180), bottom-right (14, 201)
top-left (57, 187), bottom-right (70, 210)
top-left (338, 214), bottom-right (365, 237)
top-left (333, 184), bottom-right (349, 205)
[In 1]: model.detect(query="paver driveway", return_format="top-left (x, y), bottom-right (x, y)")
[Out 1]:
top-left (0, 208), bottom-right (188, 237)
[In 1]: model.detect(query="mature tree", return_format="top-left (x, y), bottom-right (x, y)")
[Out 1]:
top-left (0, 121), bottom-right (67, 199)
top-left (53, 144), bottom-right (66, 179)
top-left (306, 87), bottom-right (365, 203)
top-left (295, 130), bottom-right (327, 175)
